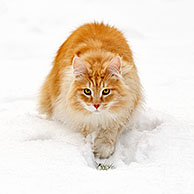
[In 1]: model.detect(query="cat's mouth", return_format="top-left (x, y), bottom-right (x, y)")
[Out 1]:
top-left (81, 102), bottom-right (103, 113)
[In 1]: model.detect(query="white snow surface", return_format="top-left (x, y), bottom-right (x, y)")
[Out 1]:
top-left (0, 0), bottom-right (194, 193)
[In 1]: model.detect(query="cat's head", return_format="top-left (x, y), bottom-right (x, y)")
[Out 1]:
top-left (67, 56), bottom-right (130, 114)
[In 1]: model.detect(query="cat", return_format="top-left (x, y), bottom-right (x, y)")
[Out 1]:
top-left (38, 22), bottom-right (143, 159)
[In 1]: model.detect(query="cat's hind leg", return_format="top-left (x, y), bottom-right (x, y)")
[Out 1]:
top-left (38, 81), bottom-right (53, 118)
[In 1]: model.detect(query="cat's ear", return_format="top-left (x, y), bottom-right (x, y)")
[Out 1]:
top-left (72, 56), bottom-right (88, 79)
top-left (106, 56), bottom-right (122, 77)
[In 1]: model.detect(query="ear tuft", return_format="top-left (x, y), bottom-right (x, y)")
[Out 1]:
top-left (106, 56), bottom-right (122, 76)
top-left (72, 57), bottom-right (87, 79)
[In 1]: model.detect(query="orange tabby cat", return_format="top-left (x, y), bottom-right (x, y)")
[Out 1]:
top-left (39, 22), bottom-right (143, 159)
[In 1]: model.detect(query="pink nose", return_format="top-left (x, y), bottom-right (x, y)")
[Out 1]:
top-left (94, 104), bottom-right (100, 109)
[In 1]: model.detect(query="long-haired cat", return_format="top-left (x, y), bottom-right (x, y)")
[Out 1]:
top-left (39, 22), bottom-right (143, 159)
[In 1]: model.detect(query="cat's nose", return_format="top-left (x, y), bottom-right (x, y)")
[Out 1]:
top-left (93, 104), bottom-right (100, 109)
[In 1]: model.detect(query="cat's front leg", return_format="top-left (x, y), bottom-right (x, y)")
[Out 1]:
top-left (93, 127), bottom-right (120, 159)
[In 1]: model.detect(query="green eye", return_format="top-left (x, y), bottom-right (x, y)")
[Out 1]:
top-left (84, 88), bottom-right (92, 95)
top-left (102, 89), bottom-right (110, 95)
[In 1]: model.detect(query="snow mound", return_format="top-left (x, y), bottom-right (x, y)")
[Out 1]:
top-left (0, 100), bottom-right (194, 194)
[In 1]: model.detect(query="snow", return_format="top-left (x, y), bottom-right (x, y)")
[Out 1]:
top-left (0, 0), bottom-right (194, 193)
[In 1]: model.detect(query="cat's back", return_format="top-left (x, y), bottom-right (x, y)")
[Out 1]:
top-left (56, 22), bottom-right (133, 65)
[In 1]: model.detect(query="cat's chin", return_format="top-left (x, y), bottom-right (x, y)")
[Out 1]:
top-left (86, 109), bottom-right (101, 114)
top-left (86, 109), bottom-right (104, 114)
top-left (93, 110), bottom-right (101, 113)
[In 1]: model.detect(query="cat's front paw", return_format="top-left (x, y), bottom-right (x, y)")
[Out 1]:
top-left (93, 138), bottom-right (115, 159)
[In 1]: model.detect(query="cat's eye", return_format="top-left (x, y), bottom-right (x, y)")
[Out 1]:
top-left (84, 88), bottom-right (92, 95)
top-left (102, 89), bottom-right (110, 95)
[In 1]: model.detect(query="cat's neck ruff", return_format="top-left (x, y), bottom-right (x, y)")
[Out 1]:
top-left (52, 99), bottom-right (133, 132)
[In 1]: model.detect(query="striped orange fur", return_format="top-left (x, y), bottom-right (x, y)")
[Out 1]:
top-left (39, 22), bottom-right (143, 158)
